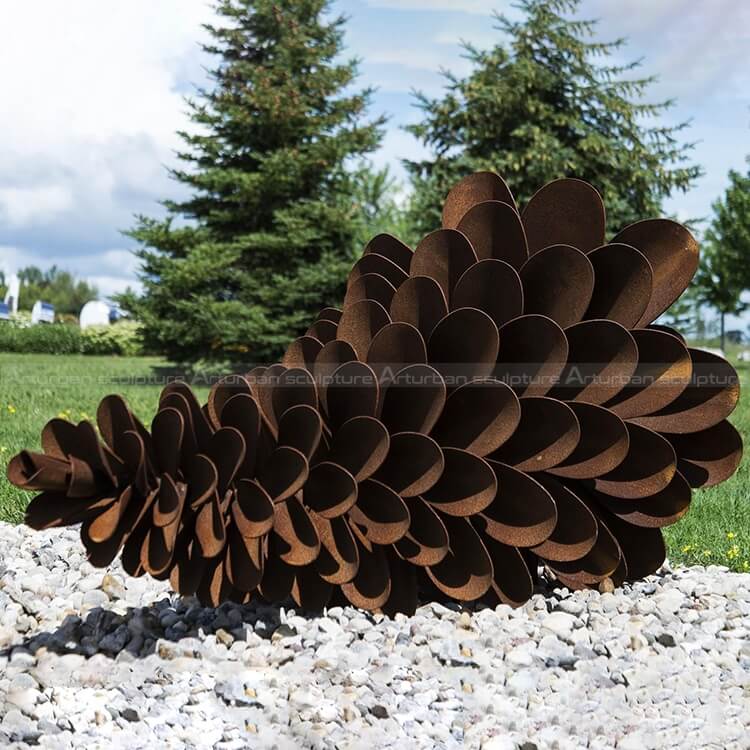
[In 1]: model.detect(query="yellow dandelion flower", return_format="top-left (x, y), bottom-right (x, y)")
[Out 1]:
top-left (7, 404), bottom-right (16, 414)
top-left (702, 550), bottom-right (712, 557)
top-left (681, 545), bottom-right (692, 553)
top-left (727, 532), bottom-right (736, 540)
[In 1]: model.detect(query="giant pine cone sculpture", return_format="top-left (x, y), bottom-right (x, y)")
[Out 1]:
top-left (7, 172), bottom-right (742, 614)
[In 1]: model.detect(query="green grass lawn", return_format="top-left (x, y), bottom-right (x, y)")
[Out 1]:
top-left (663, 360), bottom-right (750, 573)
top-left (0, 353), bottom-right (209, 524)
top-left (0, 352), bottom-right (748, 572)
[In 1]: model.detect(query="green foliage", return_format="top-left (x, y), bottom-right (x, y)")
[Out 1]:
top-left (693, 165), bottom-right (750, 348)
top-left (14, 265), bottom-right (98, 316)
top-left (663, 359), bottom-right (750, 572)
top-left (0, 322), bottom-right (83, 354)
top-left (80, 321), bottom-right (145, 356)
top-left (660, 296), bottom-right (696, 333)
top-left (660, 289), bottom-right (707, 340)
top-left (123, 0), bottom-right (385, 364)
top-left (405, 0), bottom-right (702, 238)
top-left (351, 163), bottom-right (415, 248)
top-left (0, 321), bottom-right (144, 356)
top-left (0, 354), bottom-right (205, 524)
top-left (8, 311), bottom-right (33, 328)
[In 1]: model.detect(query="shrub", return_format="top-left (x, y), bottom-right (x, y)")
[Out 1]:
top-left (10, 311), bottom-right (33, 328)
top-left (56, 313), bottom-right (80, 326)
top-left (0, 320), bottom-right (144, 356)
top-left (81, 321), bottom-right (144, 356)
top-left (0, 322), bottom-right (83, 354)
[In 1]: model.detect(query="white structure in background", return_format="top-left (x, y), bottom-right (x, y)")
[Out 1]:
top-left (3, 273), bottom-right (21, 314)
top-left (79, 299), bottom-right (114, 329)
top-left (31, 300), bottom-right (55, 324)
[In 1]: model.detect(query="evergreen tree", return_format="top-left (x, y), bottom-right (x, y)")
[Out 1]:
top-left (122, 0), bottom-right (384, 363)
top-left (351, 164), bottom-right (414, 248)
top-left (693, 166), bottom-right (750, 350)
top-left (405, 0), bottom-right (701, 238)
top-left (660, 293), bottom-right (699, 338)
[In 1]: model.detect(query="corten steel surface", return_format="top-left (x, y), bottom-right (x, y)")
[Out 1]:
top-left (7, 172), bottom-right (743, 614)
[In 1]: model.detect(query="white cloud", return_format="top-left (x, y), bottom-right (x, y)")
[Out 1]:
top-left (367, 47), bottom-right (472, 75)
top-left (0, 246), bottom-right (140, 301)
top-left (0, 185), bottom-right (73, 227)
top-left (580, 0), bottom-right (750, 103)
top-left (0, 0), bottom-right (215, 252)
top-left (433, 28), bottom-right (500, 48)
top-left (0, 2), bottom-right (212, 150)
top-left (370, 128), bottom-right (431, 186)
top-left (364, 0), bottom-right (750, 104)
top-left (85, 274), bottom-right (141, 299)
top-left (1, 0), bottom-right (748, 313)
top-left (365, 0), bottom-right (496, 14)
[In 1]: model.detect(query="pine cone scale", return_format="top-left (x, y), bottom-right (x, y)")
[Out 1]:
top-left (7, 170), bottom-right (741, 612)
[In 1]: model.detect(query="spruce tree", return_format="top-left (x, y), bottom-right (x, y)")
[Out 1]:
top-left (693, 165), bottom-right (750, 350)
top-left (405, 0), bottom-right (701, 237)
top-left (123, 0), bottom-right (384, 364)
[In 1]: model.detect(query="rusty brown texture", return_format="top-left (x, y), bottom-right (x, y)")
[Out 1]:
top-left (7, 172), bottom-right (742, 614)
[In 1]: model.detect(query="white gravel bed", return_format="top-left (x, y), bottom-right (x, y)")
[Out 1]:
top-left (0, 522), bottom-right (749, 750)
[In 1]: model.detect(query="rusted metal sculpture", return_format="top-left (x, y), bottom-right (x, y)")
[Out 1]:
top-left (7, 172), bottom-right (742, 614)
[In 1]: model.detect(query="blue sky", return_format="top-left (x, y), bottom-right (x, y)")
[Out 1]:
top-left (1, 0), bottom-right (748, 311)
